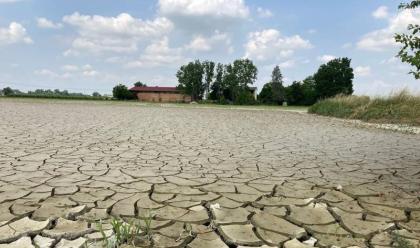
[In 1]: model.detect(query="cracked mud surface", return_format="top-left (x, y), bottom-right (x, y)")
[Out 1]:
top-left (0, 99), bottom-right (419, 248)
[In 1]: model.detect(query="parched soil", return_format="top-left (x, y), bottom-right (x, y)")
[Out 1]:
top-left (0, 99), bottom-right (419, 247)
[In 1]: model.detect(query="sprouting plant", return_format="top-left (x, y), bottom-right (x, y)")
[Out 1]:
top-left (94, 213), bottom-right (155, 248)
top-left (392, 233), bottom-right (414, 248)
top-left (141, 211), bottom-right (154, 241)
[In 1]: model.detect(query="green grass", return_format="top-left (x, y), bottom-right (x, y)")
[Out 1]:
top-left (309, 90), bottom-right (420, 126)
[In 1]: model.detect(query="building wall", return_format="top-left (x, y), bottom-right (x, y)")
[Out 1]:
top-left (136, 92), bottom-right (191, 103)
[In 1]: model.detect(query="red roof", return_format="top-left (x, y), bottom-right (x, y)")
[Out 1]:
top-left (129, 86), bottom-right (181, 92)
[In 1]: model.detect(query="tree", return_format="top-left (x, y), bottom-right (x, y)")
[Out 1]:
top-left (395, 0), bottom-right (420, 79)
top-left (134, 81), bottom-right (147, 87)
top-left (112, 84), bottom-right (133, 100)
top-left (209, 63), bottom-right (224, 101)
top-left (232, 59), bottom-right (258, 88)
top-left (2, 87), bottom-right (14, 96)
top-left (285, 81), bottom-right (305, 105)
top-left (202, 61), bottom-right (215, 98)
top-left (301, 76), bottom-right (317, 105)
top-left (271, 65), bottom-right (285, 104)
top-left (176, 60), bottom-right (205, 101)
top-left (314, 57), bottom-right (354, 99)
top-left (92, 92), bottom-right (101, 97)
top-left (258, 83), bottom-right (274, 104)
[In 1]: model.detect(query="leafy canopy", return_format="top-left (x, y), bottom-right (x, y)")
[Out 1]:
top-left (395, 0), bottom-right (420, 79)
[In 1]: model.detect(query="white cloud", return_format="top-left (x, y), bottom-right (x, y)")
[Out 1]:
top-left (158, 0), bottom-right (249, 19)
top-left (126, 37), bottom-right (186, 68)
top-left (0, 22), bottom-right (32, 45)
top-left (354, 66), bottom-right (371, 76)
top-left (317, 54), bottom-right (336, 63)
top-left (357, 8), bottom-right (420, 51)
top-left (34, 69), bottom-right (59, 77)
top-left (278, 60), bottom-right (295, 69)
top-left (62, 12), bottom-right (173, 54)
top-left (372, 6), bottom-right (389, 19)
top-left (244, 29), bottom-right (312, 61)
top-left (37, 17), bottom-right (63, 29)
top-left (35, 64), bottom-right (99, 79)
top-left (257, 7), bottom-right (273, 18)
top-left (186, 30), bottom-right (232, 53)
top-left (158, 0), bottom-right (249, 32)
top-left (61, 64), bottom-right (79, 72)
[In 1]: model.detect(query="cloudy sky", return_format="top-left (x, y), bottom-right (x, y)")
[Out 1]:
top-left (0, 0), bottom-right (419, 95)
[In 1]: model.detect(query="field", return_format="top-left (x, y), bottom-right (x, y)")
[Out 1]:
top-left (0, 98), bottom-right (419, 247)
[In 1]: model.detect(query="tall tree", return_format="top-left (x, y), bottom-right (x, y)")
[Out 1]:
top-left (232, 59), bottom-right (258, 89)
top-left (202, 61), bottom-right (215, 98)
top-left (395, 0), bottom-right (420, 79)
top-left (176, 60), bottom-right (205, 101)
top-left (314, 57), bottom-right (354, 99)
top-left (271, 65), bottom-right (285, 104)
top-left (210, 63), bottom-right (224, 101)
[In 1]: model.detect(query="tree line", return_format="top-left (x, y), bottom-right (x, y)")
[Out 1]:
top-left (176, 57), bottom-right (354, 105)
top-left (1, 87), bottom-right (104, 99)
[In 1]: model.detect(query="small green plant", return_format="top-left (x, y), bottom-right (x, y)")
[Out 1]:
top-left (95, 212), bottom-right (155, 247)
top-left (392, 233), bottom-right (414, 248)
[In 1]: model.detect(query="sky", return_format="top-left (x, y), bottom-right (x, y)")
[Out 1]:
top-left (0, 0), bottom-right (419, 95)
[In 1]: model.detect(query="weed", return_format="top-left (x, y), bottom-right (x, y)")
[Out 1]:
top-left (309, 90), bottom-right (420, 126)
top-left (95, 211), bottom-right (154, 248)
top-left (392, 233), bottom-right (414, 248)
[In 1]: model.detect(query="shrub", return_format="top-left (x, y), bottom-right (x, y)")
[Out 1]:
top-left (234, 90), bottom-right (256, 105)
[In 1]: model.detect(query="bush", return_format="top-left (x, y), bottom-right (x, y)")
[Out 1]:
top-left (309, 90), bottom-right (420, 126)
top-left (234, 90), bottom-right (256, 105)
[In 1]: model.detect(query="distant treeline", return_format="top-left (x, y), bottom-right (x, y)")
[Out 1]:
top-left (0, 87), bottom-right (111, 100)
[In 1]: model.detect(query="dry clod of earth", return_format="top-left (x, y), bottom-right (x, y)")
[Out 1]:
top-left (0, 99), bottom-right (419, 247)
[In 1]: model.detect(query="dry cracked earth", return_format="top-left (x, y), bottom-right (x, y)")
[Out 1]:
top-left (0, 99), bottom-right (420, 248)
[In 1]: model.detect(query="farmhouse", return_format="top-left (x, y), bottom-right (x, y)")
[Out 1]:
top-left (129, 86), bottom-right (191, 103)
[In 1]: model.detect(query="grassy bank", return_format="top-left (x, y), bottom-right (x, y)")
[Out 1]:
top-left (308, 91), bottom-right (420, 126)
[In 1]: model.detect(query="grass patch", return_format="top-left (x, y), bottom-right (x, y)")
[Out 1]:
top-left (308, 90), bottom-right (420, 126)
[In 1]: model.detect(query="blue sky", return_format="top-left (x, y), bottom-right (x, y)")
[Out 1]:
top-left (0, 0), bottom-right (419, 95)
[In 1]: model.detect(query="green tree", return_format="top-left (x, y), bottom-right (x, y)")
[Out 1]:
top-left (314, 57), bottom-right (354, 99)
top-left (232, 59), bottom-right (258, 89)
top-left (271, 65), bottom-right (285, 104)
top-left (258, 83), bottom-right (274, 104)
top-left (176, 60), bottom-right (205, 101)
top-left (92, 92), bottom-right (101, 97)
top-left (2, 87), bottom-right (14, 96)
top-left (301, 76), bottom-right (317, 105)
top-left (285, 81), bottom-right (305, 105)
top-left (235, 89), bottom-right (256, 105)
top-left (112, 84), bottom-right (133, 100)
top-left (395, 0), bottom-right (420, 79)
top-left (202, 61), bottom-right (215, 98)
top-left (209, 63), bottom-right (224, 101)
top-left (134, 81), bottom-right (147, 87)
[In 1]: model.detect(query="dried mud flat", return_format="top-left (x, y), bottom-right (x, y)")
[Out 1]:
top-left (0, 99), bottom-right (419, 248)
